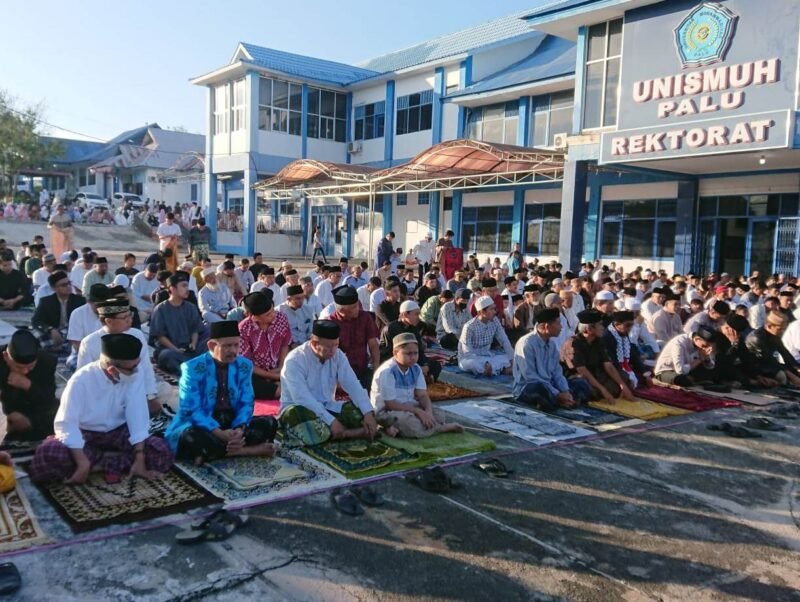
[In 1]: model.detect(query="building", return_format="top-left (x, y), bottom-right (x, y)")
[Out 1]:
top-left (194, 0), bottom-right (800, 276)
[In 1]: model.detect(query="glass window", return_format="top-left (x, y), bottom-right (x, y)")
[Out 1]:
top-left (781, 194), bottom-right (799, 216)
top-left (602, 221), bottom-right (621, 256)
top-left (622, 220), bottom-right (653, 257)
top-left (465, 101), bottom-right (519, 145)
top-left (624, 199), bottom-right (656, 219)
top-left (307, 87), bottom-right (347, 140)
top-left (656, 221), bottom-right (676, 258)
top-left (587, 23), bottom-right (607, 61)
top-left (396, 90), bottom-right (434, 135)
top-left (583, 62), bottom-right (604, 130)
top-left (657, 199), bottom-right (677, 218)
top-left (525, 203), bottom-right (561, 255)
top-left (718, 195), bottom-right (748, 216)
top-left (418, 192), bottom-right (430, 205)
top-left (699, 197), bottom-right (717, 217)
top-left (259, 77), bottom-right (301, 135)
top-left (396, 193), bottom-right (407, 206)
top-left (542, 222), bottom-right (560, 255)
top-left (583, 19), bottom-right (622, 130)
top-left (601, 198), bottom-right (675, 259)
top-left (526, 222), bottom-right (542, 255)
top-left (354, 101), bottom-right (385, 140)
top-left (462, 205), bottom-right (514, 255)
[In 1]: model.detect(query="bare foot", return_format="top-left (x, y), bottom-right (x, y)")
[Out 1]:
top-left (441, 423), bottom-right (464, 433)
top-left (483, 362), bottom-right (493, 377)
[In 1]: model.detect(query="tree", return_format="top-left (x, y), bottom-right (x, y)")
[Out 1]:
top-left (0, 90), bottom-right (63, 199)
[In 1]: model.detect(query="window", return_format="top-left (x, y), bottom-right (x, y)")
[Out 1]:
top-left (583, 19), bottom-right (622, 129)
top-left (190, 184), bottom-right (198, 202)
top-left (461, 206), bottom-right (513, 254)
top-left (531, 91), bottom-right (574, 147)
top-left (396, 90), bottom-right (433, 135)
top-left (79, 171), bottom-right (87, 187)
top-left (525, 203), bottom-right (561, 255)
top-left (418, 192), bottom-right (430, 206)
top-left (396, 193), bottom-right (407, 206)
top-left (600, 199), bottom-right (676, 259)
top-left (259, 77), bottom-right (302, 136)
top-left (213, 84), bottom-right (229, 135)
top-left (354, 101), bottom-right (385, 140)
top-left (443, 194), bottom-right (453, 212)
top-left (231, 79), bottom-right (246, 131)
top-left (466, 101), bottom-right (518, 145)
top-left (87, 170), bottom-right (96, 186)
top-left (307, 87), bottom-right (347, 142)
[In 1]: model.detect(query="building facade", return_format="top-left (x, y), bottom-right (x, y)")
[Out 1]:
top-left (194, 0), bottom-right (800, 276)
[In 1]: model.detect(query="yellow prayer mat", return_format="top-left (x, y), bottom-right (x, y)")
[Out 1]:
top-left (589, 397), bottom-right (692, 421)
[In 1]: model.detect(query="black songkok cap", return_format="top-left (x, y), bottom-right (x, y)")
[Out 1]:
top-left (481, 278), bottom-right (497, 288)
top-left (333, 285), bottom-right (358, 306)
top-left (312, 319), bottom-right (340, 340)
top-left (263, 267), bottom-right (275, 275)
top-left (693, 326), bottom-right (716, 342)
top-left (89, 283), bottom-right (111, 302)
top-left (7, 330), bottom-right (40, 364)
top-left (712, 300), bottom-right (731, 315)
top-left (210, 320), bottom-right (240, 339)
top-left (107, 285), bottom-right (126, 297)
top-left (726, 314), bottom-right (749, 333)
top-left (244, 292), bottom-right (273, 315)
top-left (523, 284), bottom-right (541, 293)
top-left (95, 298), bottom-right (130, 316)
top-left (101, 333), bottom-right (142, 361)
top-left (536, 308), bottom-right (560, 324)
top-left (329, 266), bottom-right (342, 273)
top-left (95, 256), bottom-right (108, 264)
top-left (168, 272), bottom-right (189, 287)
top-left (577, 309), bottom-right (604, 325)
top-left (284, 269), bottom-right (298, 276)
top-left (286, 284), bottom-right (303, 296)
top-left (612, 310), bottom-right (635, 323)
top-left (48, 270), bottom-right (69, 288)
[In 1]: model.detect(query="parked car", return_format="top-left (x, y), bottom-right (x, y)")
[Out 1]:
top-left (112, 192), bottom-right (144, 207)
top-left (74, 193), bottom-right (110, 210)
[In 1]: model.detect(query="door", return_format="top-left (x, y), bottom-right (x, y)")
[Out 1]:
top-left (696, 220), bottom-right (717, 275)
top-left (717, 218), bottom-right (747, 277)
top-left (747, 218), bottom-right (777, 276)
top-left (775, 218), bottom-right (800, 275)
top-left (311, 212), bottom-right (342, 258)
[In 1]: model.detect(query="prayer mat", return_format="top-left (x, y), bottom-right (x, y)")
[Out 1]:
top-left (301, 439), bottom-right (433, 479)
top-left (425, 347), bottom-right (458, 363)
top-left (151, 360), bottom-right (179, 386)
top-left (443, 399), bottom-right (595, 445)
top-left (176, 449), bottom-right (346, 509)
top-left (0, 319), bottom-right (15, 346)
top-left (34, 469), bottom-right (221, 533)
top-left (636, 385), bottom-right (741, 412)
top-left (694, 388), bottom-right (777, 406)
top-left (0, 309), bottom-right (33, 330)
top-left (254, 400), bottom-right (281, 417)
top-left (439, 367), bottom-right (514, 396)
top-left (550, 406), bottom-right (646, 432)
top-left (0, 439), bottom-right (41, 460)
top-left (589, 398), bottom-right (692, 421)
top-left (427, 381), bottom-right (481, 402)
top-left (0, 486), bottom-right (50, 552)
top-left (382, 431), bottom-right (496, 459)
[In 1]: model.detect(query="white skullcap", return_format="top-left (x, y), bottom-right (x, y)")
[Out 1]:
top-left (595, 290), bottom-right (615, 301)
top-left (399, 300), bottom-right (420, 313)
top-left (475, 296), bottom-right (495, 311)
top-left (112, 274), bottom-right (130, 288)
top-left (202, 267), bottom-right (216, 278)
top-left (60, 252), bottom-right (73, 262)
top-left (625, 298), bottom-right (641, 311)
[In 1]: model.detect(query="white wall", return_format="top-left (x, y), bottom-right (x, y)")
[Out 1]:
top-left (256, 130), bottom-right (302, 158)
top-left (351, 138), bottom-right (384, 164)
top-left (256, 232), bottom-right (303, 257)
top-left (392, 72), bottom-right (436, 160)
top-left (212, 133), bottom-right (230, 156)
top-left (601, 182), bottom-right (678, 201)
top-left (307, 139), bottom-right (346, 163)
top-left (390, 192), bottom-right (434, 252)
top-left (230, 130), bottom-right (249, 154)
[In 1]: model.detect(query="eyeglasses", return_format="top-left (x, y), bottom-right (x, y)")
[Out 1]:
top-left (109, 312), bottom-right (132, 321)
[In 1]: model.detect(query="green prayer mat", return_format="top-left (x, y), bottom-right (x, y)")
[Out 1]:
top-left (381, 431), bottom-right (496, 459)
top-left (301, 438), bottom-right (432, 479)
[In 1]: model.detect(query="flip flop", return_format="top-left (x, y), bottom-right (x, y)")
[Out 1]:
top-left (744, 417), bottom-right (786, 431)
top-left (331, 490), bottom-right (364, 516)
top-left (702, 383), bottom-right (732, 393)
top-left (767, 406), bottom-right (800, 419)
top-left (472, 458), bottom-right (512, 478)
top-left (351, 486), bottom-right (384, 507)
top-left (707, 422), bottom-right (762, 438)
top-left (188, 507), bottom-right (230, 531)
top-left (0, 563), bottom-right (20, 595)
top-left (176, 509), bottom-right (248, 544)
top-left (406, 467), bottom-right (461, 493)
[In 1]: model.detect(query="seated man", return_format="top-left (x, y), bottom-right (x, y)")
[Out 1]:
top-left (436, 288), bottom-right (471, 350)
top-left (130, 263), bottom-right (160, 323)
top-left (76, 298), bottom-right (161, 416)
top-left (648, 294), bottom-right (684, 347)
top-left (654, 327), bottom-right (717, 387)
top-left (29, 333), bottom-right (173, 484)
top-left (714, 314), bottom-right (761, 386)
top-left (512, 308), bottom-right (587, 410)
top-left (279, 320), bottom-right (378, 445)
top-left (745, 310), bottom-right (800, 387)
top-left (457, 296), bottom-right (514, 376)
top-left (603, 310), bottom-right (653, 390)
top-left (239, 292), bottom-right (291, 398)
top-left (32, 270), bottom-right (85, 350)
top-left (371, 333), bottom-right (463, 438)
top-left (149, 273), bottom-right (206, 374)
top-left (420, 289), bottom-right (451, 332)
top-left (198, 267), bottom-right (235, 324)
top-left (277, 284), bottom-right (315, 347)
top-left (165, 320), bottom-right (278, 464)
top-left (684, 300), bottom-right (729, 335)
top-left (329, 285), bottom-right (380, 390)
top-left (376, 279), bottom-right (401, 331)
top-left (513, 284), bottom-right (542, 330)
top-left (0, 251), bottom-right (29, 310)
top-left (0, 330), bottom-right (58, 441)
top-left (380, 300), bottom-right (442, 381)
top-left (66, 283), bottom-right (106, 370)
top-left (563, 310), bottom-right (636, 403)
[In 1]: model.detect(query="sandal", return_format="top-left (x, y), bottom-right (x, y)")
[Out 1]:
top-left (331, 490), bottom-right (364, 516)
top-left (0, 563), bottom-right (20, 595)
top-left (406, 467), bottom-right (461, 493)
top-left (767, 405), bottom-right (800, 419)
top-left (351, 486), bottom-right (384, 507)
top-left (707, 422), bottom-right (762, 438)
top-left (472, 458), bottom-right (512, 478)
top-left (744, 417), bottom-right (786, 431)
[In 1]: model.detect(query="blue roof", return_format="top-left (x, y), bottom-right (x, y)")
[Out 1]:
top-left (523, 0), bottom-right (602, 21)
top-left (44, 124), bottom-right (158, 166)
top-left (357, 8), bottom-right (549, 73)
top-left (42, 137), bottom-right (105, 164)
top-left (448, 35), bottom-right (576, 98)
top-left (240, 43), bottom-right (378, 86)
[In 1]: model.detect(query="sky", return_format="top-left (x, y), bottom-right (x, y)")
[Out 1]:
top-left (1, 0), bottom-right (545, 142)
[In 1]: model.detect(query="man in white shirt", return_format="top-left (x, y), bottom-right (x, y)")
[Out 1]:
top-left (131, 263), bottom-right (160, 322)
top-left (66, 284), bottom-right (106, 370)
top-left (197, 268), bottom-right (235, 323)
top-left (31, 253), bottom-right (56, 293)
top-left (300, 276), bottom-right (323, 317)
top-left (358, 277), bottom-right (381, 311)
top-left (277, 284), bottom-right (315, 346)
top-left (278, 269), bottom-right (301, 301)
top-left (69, 253), bottom-right (94, 295)
top-left (314, 266), bottom-right (342, 307)
top-left (156, 212), bottom-right (182, 272)
top-left (29, 333), bottom-right (174, 484)
top-left (234, 258), bottom-right (255, 293)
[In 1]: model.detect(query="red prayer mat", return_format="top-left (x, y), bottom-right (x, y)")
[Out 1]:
top-left (254, 400), bottom-right (281, 417)
top-left (636, 385), bottom-right (741, 412)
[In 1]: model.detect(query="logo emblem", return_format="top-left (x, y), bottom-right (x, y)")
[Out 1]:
top-left (674, 2), bottom-right (739, 68)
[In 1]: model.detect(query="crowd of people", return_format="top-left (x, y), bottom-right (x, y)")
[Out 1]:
top-left (2, 217), bottom-right (800, 488)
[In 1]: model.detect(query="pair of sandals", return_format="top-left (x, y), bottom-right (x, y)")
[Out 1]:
top-left (175, 508), bottom-right (248, 544)
top-left (472, 458), bottom-right (513, 478)
top-left (767, 405), bottom-right (800, 419)
top-left (707, 417), bottom-right (785, 439)
top-left (406, 466), bottom-right (462, 494)
top-left (330, 486), bottom-right (383, 516)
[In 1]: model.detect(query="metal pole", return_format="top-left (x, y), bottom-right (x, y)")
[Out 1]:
top-left (367, 183), bottom-right (376, 271)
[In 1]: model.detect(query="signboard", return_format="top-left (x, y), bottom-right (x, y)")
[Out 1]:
top-left (600, 0), bottom-right (799, 164)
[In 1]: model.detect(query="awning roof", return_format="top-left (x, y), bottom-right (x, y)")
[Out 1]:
top-left (256, 139), bottom-right (565, 198)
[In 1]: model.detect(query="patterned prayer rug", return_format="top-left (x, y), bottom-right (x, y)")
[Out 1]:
top-left (589, 398), bottom-right (692, 421)
top-left (381, 431), bottom-right (496, 459)
top-left (35, 469), bottom-right (221, 533)
top-left (550, 406), bottom-right (646, 431)
top-left (0, 439), bottom-right (41, 460)
top-left (442, 399), bottom-right (595, 445)
top-left (439, 367), bottom-right (514, 396)
top-left (0, 486), bottom-right (50, 552)
top-left (176, 449), bottom-right (347, 509)
top-left (636, 385), bottom-right (741, 411)
top-left (694, 388), bottom-right (779, 406)
top-left (427, 381), bottom-right (481, 402)
top-left (301, 439), bottom-right (433, 478)
top-left (0, 310), bottom-right (33, 330)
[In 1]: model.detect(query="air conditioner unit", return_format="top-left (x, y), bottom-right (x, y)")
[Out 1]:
top-left (148, 176), bottom-right (157, 182)
top-left (347, 141), bottom-right (362, 154)
top-left (552, 132), bottom-right (569, 151)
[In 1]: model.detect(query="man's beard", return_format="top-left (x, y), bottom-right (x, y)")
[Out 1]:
top-left (206, 282), bottom-right (219, 292)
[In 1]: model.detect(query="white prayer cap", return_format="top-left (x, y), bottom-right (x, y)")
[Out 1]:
top-left (202, 267), bottom-right (216, 278)
top-left (399, 300), bottom-right (420, 313)
top-left (595, 290), bottom-right (615, 301)
top-left (475, 296), bottom-right (495, 311)
top-left (551, 278), bottom-right (563, 285)
top-left (614, 299), bottom-right (625, 310)
top-left (59, 252), bottom-right (72, 262)
top-left (426, 232), bottom-right (433, 238)
top-left (625, 298), bottom-right (641, 311)
top-left (180, 261), bottom-right (194, 271)
top-left (112, 274), bottom-right (130, 289)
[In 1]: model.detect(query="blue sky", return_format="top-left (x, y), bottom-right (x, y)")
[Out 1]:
top-left (1, 0), bottom-right (543, 141)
